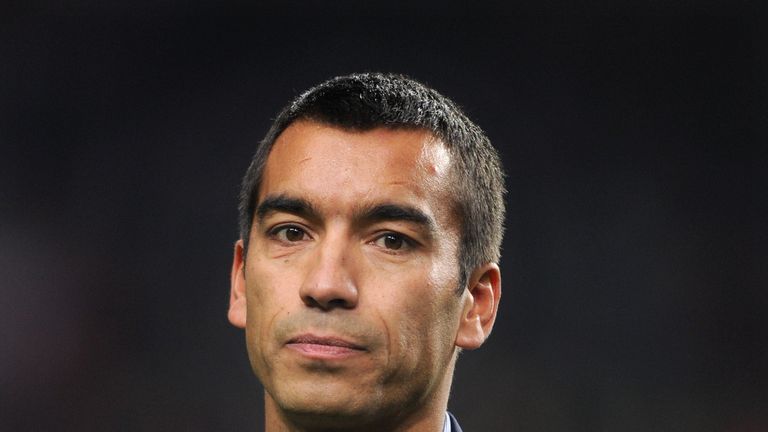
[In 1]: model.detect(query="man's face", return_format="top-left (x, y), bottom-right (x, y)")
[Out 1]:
top-left (230, 120), bottom-right (473, 427)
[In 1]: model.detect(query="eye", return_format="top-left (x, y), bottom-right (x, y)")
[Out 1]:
top-left (373, 232), bottom-right (411, 251)
top-left (270, 225), bottom-right (310, 243)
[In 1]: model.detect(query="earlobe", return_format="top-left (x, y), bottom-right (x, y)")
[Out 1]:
top-left (454, 263), bottom-right (501, 350)
top-left (228, 240), bottom-right (247, 329)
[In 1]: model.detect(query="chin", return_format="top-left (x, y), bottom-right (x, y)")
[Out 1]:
top-left (276, 395), bottom-right (386, 430)
top-left (279, 386), bottom-right (370, 415)
top-left (278, 382), bottom-right (438, 432)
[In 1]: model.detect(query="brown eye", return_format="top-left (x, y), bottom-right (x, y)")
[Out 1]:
top-left (285, 227), bottom-right (305, 242)
top-left (273, 226), bottom-right (309, 243)
top-left (384, 234), bottom-right (403, 249)
top-left (374, 233), bottom-right (409, 251)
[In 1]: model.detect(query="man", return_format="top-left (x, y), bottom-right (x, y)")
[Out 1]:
top-left (228, 73), bottom-right (505, 431)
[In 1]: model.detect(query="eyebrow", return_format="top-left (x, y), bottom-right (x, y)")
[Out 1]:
top-left (358, 203), bottom-right (435, 233)
top-left (255, 194), bottom-right (436, 235)
top-left (255, 195), bottom-right (318, 222)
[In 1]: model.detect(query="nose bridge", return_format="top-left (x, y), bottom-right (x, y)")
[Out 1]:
top-left (300, 224), bottom-right (359, 310)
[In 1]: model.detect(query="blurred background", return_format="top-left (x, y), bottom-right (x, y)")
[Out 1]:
top-left (1, 1), bottom-right (766, 431)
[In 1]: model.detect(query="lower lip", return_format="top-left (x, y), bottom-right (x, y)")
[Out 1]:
top-left (286, 343), bottom-right (365, 360)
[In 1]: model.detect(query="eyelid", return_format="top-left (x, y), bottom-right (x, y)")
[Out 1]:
top-left (267, 223), bottom-right (313, 243)
top-left (370, 230), bottom-right (419, 252)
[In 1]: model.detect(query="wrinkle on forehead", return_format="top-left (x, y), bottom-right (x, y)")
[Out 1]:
top-left (261, 122), bottom-right (453, 216)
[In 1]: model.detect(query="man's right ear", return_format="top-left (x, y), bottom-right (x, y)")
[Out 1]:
top-left (228, 240), bottom-right (247, 329)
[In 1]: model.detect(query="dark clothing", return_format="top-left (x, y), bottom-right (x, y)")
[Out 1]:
top-left (447, 412), bottom-right (463, 432)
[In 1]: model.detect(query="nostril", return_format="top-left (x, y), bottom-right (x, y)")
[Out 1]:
top-left (302, 295), bottom-right (353, 311)
top-left (328, 298), bottom-right (352, 309)
top-left (302, 296), bottom-right (320, 309)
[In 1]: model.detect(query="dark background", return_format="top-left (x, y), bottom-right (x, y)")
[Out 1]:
top-left (1, 1), bottom-right (766, 431)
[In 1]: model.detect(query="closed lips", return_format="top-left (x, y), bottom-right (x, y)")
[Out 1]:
top-left (287, 335), bottom-right (366, 351)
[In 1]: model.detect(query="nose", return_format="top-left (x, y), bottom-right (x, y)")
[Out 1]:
top-left (299, 233), bottom-right (359, 310)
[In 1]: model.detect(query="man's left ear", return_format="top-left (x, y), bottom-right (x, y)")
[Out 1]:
top-left (455, 263), bottom-right (501, 350)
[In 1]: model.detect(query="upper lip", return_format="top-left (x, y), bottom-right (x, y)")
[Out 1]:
top-left (287, 334), bottom-right (366, 351)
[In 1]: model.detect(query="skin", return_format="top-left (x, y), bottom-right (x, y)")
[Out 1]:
top-left (229, 120), bottom-right (501, 432)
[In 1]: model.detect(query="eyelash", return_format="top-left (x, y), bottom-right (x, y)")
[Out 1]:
top-left (267, 225), bottom-right (417, 252)
top-left (267, 225), bottom-right (311, 243)
top-left (371, 231), bottom-right (415, 253)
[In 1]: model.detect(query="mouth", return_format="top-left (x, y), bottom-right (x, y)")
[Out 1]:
top-left (286, 334), bottom-right (367, 359)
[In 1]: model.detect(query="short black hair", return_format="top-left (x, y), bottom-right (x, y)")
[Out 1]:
top-left (238, 72), bottom-right (505, 289)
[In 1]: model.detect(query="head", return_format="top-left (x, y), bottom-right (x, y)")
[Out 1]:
top-left (229, 73), bottom-right (505, 430)
top-left (238, 73), bottom-right (505, 290)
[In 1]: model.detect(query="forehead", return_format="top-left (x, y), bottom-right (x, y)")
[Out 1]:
top-left (259, 120), bottom-right (455, 222)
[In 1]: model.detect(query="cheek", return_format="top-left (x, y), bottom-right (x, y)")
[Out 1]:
top-left (382, 268), bottom-right (461, 365)
top-left (246, 251), bottom-right (303, 305)
top-left (243, 263), bottom-right (296, 351)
